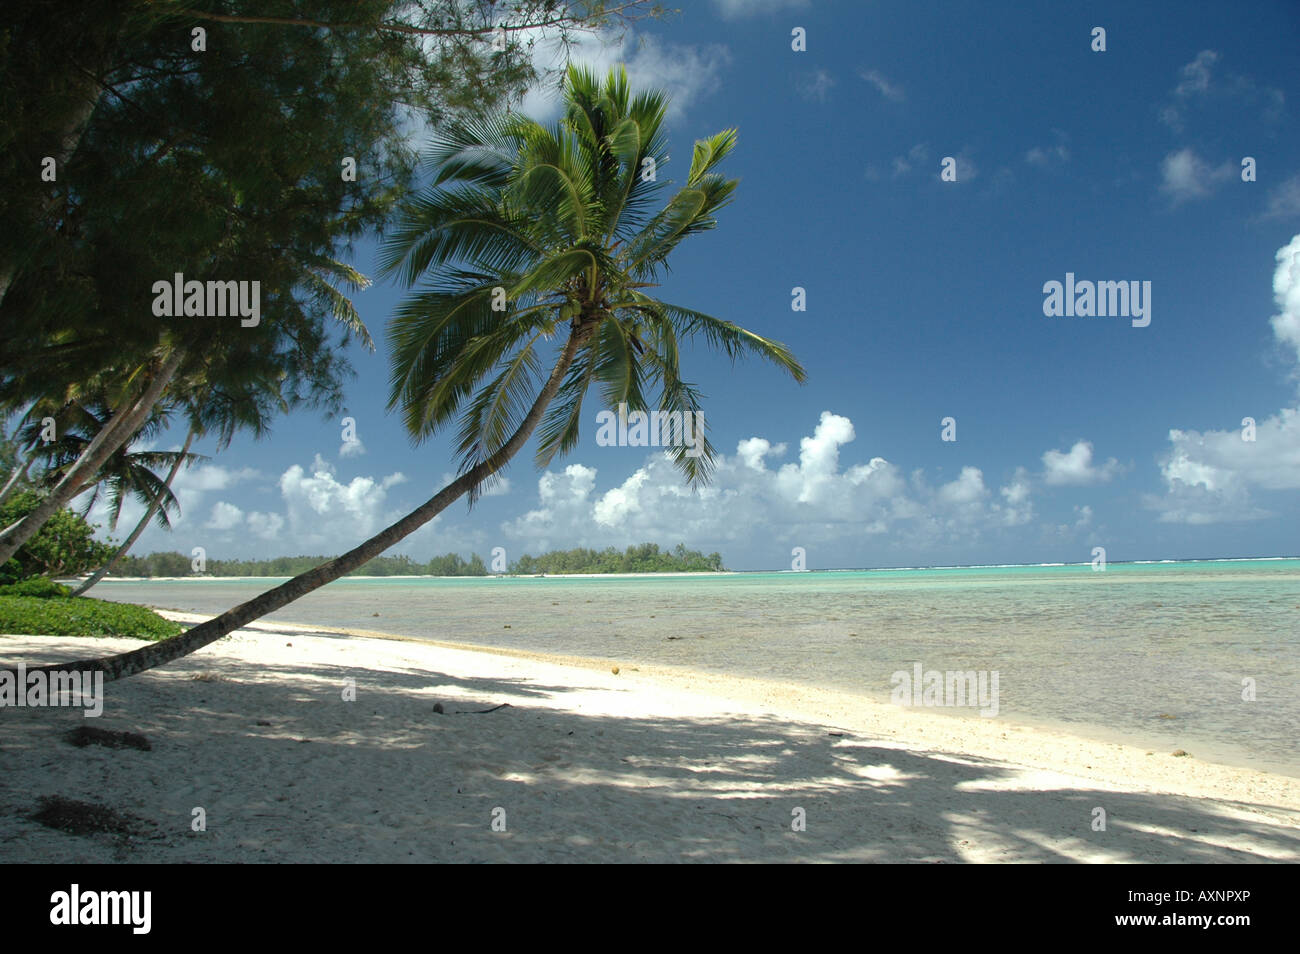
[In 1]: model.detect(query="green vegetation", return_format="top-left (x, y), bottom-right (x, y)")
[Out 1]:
top-left (513, 543), bottom-right (724, 574)
top-left (0, 594), bottom-right (183, 641)
top-left (0, 492), bottom-right (114, 584)
top-left (110, 543), bottom-right (725, 577)
top-left (0, 577), bottom-right (72, 598)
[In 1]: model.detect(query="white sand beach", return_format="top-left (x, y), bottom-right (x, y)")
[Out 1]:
top-left (3, 614), bottom-right (1298, 863)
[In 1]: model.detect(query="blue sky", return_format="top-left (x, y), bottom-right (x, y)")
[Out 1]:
top-left (90, 0), bottom-right (1300, 571)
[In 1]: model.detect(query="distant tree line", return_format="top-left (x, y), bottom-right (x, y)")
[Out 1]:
top-left (110, 543), bottom-right (725, 578)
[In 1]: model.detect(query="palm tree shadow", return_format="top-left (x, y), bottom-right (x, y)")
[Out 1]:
top-left (2, 646), bottom-right (1297, 864)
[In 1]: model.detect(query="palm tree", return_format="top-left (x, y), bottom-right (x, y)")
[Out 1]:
top-left (70, 427), bottom-right (197, 596)
top-left (13, 64), bottom-right (805, 681)
top-left (21, 400), bottom-right (199, 532)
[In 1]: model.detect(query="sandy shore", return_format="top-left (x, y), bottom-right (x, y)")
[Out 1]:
top-left (3, 614), bottom-right (1298, 863)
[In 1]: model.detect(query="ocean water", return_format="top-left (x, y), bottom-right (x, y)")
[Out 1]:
top-left (90, 559), bottom-right (1300, 776)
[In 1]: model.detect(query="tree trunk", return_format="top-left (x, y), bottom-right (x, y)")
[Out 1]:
top-left (12, 322), bottom-right (592, 681)
top-left (0, 347), bottom-right (184, 565)
top-left (0, 457), bottom-right (35, 509)
top-left (71, 428), bottom-right (195, 597)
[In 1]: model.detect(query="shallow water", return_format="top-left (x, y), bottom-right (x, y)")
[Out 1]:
top-left (90, 559), bottom-right (1300, 776)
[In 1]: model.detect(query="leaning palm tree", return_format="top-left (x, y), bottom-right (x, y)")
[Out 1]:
top-left (20, 400), bottom-right (199, 533)
top-left (70, 427), bottom-right (197, 596)
top-left (14, 64), bottom-right (805, 681)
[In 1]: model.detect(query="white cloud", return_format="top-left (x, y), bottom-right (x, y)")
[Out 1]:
top-left (340, 438), bottom-right (366, 459)
top-left (937, 466), bottom-right (987, 506)
top-left (1270, 233), bottom-right (1300, 370)
top-left (246, 511), bottom-right (286, 541)
top-left (206, 501), bottom-right (245, 531)
top-left (858, 68), bottom-right (904, 102)
top-left (998, 469), bottom-right (1035, 527)
top-left (500, 412), bottom-right (1041, 558)
top-left (172, 463), bottom-right (260, 494)
top-left (1042, 441), bottom-right (1120, 486)
top-left (519, 31), bottom-right (729, 122)
top-left (1026, 131), bottom-right (1069, 167)
top-left (890, 143), bottom-right (929, 177)
top-left (1160, 50), bottom-right (1219, 131)
top-left (1149, 235), bottom-right (1300, 523)
top-left (1262, 173), bottom-right (1300, 220)
top-left (1174, 49), bottom-right (1218, 97)
top-left (1158, 148), bottom-right (1235, 204)
top-left (712, 0), bottom-right (809, 18)
top-left (797, 68), bottom-right (835, 102)
top-left (1159, 50), bottom-right (1284, 132)
top-left (439, 473), bottom-right (511, 497)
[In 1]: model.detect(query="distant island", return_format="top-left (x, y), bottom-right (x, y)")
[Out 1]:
top-left (110, 543), bottom-right (726, 578)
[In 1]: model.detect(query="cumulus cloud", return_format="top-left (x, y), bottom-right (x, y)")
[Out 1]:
top-left (340, 438), bottom-right (366, 459)
top-left (206, 501), bottom-right (245, 530)
top-left (1270, 233), bottom-right (1300, 369)
top-left (246, 511), bottom-right (286, 541)
top-left (1149, 235), bottom-right (1300, 523)
top-left (501, 411), bottom-right (1039, 559)
top-left (1042, 441), bottom-right (1121, 486)
top-left (998, 468), bottom-right (1035, 527)
top-left (439, 473), bottom-right (512, 497)
top-left (1159, 148), bottom-right (1235, 204)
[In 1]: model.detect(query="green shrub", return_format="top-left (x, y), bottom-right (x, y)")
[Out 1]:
top-left (0, 491), bottom-right (114, 583)
top-left (0, 595), bottom-right (183, 641)
top-left (0, 577), bottom-right (72, 598)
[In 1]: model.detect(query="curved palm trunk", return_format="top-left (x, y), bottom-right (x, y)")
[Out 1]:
top-left (72, 428), bottom-right (196, 597)
top-left (0, 347), bottom-right (184, 565)
top-left (11, 323), bottom-right (592, 682)
top-left (0, 457), bottom-right (35, 509)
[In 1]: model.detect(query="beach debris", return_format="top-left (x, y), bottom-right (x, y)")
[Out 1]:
top-left (1157, 713), bottom-right (1175, 719)
top-left (286, 642), bottom-right (292, 647)
top-left (455, 703), bottom-right (510, 714)
top-left (433, 702), bottom-right (445, 714)
top-left (1172, 749), bottom-right (1190, 757)
top-left (191, 672), bottom-right (221, 682)
top-left (255, 719), bottom-right (272, 727)
top-left (65, 726), bottom-right (151, 752)
top-left (31, 795), bottom-right (151, 837)
top-left (611, 666), bottom-right (620, 675)
top-left (504, 624), bottom-right (511, 628)
top-left (372, 612), bottom-right (380, 617)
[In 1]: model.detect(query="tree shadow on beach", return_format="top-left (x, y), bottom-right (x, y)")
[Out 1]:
top-left (2, 639), bottom-right (1297, 864)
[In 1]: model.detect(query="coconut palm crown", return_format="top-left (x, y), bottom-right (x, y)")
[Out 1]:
top-left (379, 64), bottom-right (805, 497)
